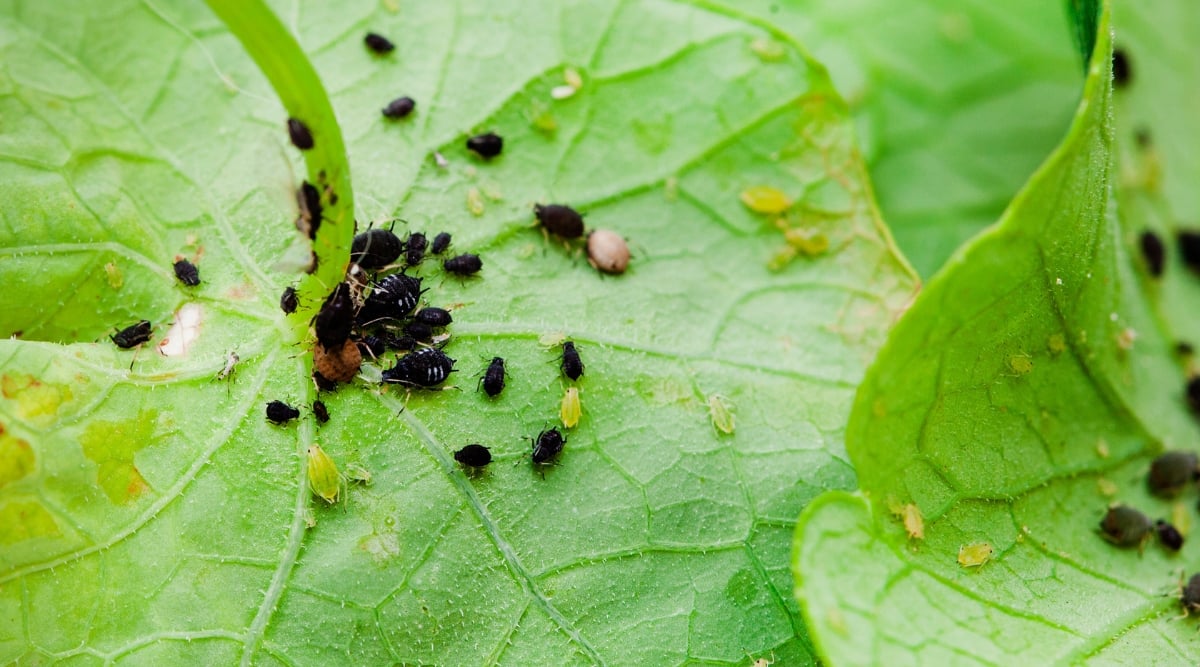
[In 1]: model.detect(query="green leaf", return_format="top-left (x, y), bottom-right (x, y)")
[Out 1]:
top-left (711, 0), bottom-right (1086, 277)
top-left (0, 0), bottom-right (915, 663)
top-left (795, 3), bottom-right (1200, 664)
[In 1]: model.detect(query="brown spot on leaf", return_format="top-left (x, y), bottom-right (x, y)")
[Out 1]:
top-left (1, 373), bottom-right (73, 422)
top-left (79, 410), bottom-right (160, 504)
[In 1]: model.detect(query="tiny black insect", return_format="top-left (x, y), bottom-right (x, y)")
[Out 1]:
top-left (1098, 504), bottom-right (1152, 549)
top-left (480, 356), bottom-right (506, 397)
top-left (111, 320), bottom-right (152, 349)
top-left (561, 340), bottom-right (584, 380)
top-left (403, 321), bottom-right (433, 342)
top-left (1177, 231), bottom-right (1200, 272)
top-left (382, 347), bottom-right (456, 387)
top-left (531, 428), bottom-right (565, 465)
top-left (280, 286), bottom-right (299, 314)
top-left (1112, 48), bottom-right (1130, 88)
top-left (287, 117), bottom-right (314, 150)
top-left (173, 258), bottom-right (200, 286)
top-left (382, 96), bottom-right (415, 119)
top-left (351, 227), bottom-right (404, 270)
top-left (266, 400), bottom-right (301, 425)
top-left (313, 370), bottom-right (338, 392)
top-left (466, 132), bottom-right (503, 159)
top-left (364, 32), bottom-right (395, 54)
top-left (1134, 126), bottom-right (1152, 148)
top-left (415, 307), bottom-right (452, 327)
top-left (1155, 519), bottom-right (1184, 551)
top-left (443, 253), bottom-right (482, 276)
top-left (313, 400), bottom-right (330, 424)
top-left (534, 203), bottom-right (585, 239)
top-left (359, 273), bottom-right (424, 324)
top-left (405, 232), bottom-right (427, 266)
top-left (1182, 573), bottom-right (1200, 617)
top-left (454, 444), bottom-right (492, 468)
top-left (1178, 342), bottom-right (1195, 356)
top-left (314, 282), bottom-right (356, 348)
top-left (431, 232), bottom-right (452, 254)
top-left (358, 335), bottom-right (388, 359)
top-left (386, 333), bottom-right (417, 351)
top-left (1139, 230), bottom-right (1165, 277)
top-left (1147, 450), bottom-right (1199, 496)
top-left (1187, 377), bottom-right (1200, 415)
top-left (296, 181), bottom-right (322, 239)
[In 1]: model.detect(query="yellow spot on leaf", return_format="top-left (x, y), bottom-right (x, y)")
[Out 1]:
top-left (0, 500), bottom-right (60, 544)
top-left (739, 185), bottom-right (791, 214)
top-left (1097, 477), bottom-right (1118, 496)
top-left (707, 394), bottom-right (735, 435)
top-left (957, 542), bottom-right (993, 568)
top-left (79, 410), bottom-right (159, 504)
top-left (104, 262), bottom-right (123, 289)
top-left (561, 387), bottom-right (582, 429)
top-left (0, 426), bottom-right (35, 488)
top-left (1116, 327), bottom-right (1137, 350)
top-left (1, 373), bottom-right (72, 423)
top-left (307, 444), bottom-right (342, 504)
top-left (1095, 439), bottom-right (1109, 458)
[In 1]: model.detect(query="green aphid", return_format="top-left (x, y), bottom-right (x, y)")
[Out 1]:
top-left (307, 444), bottom-right (342, 504)
top-left (707, 394), bottom-right (735, 435)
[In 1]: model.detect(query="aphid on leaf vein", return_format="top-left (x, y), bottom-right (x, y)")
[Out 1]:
top-left (287, 117), bottom-right (314, 150)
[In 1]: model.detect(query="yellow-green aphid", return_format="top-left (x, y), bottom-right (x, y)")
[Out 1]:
top-left (345, 462), bottom-right (372, 486)
top-left (104, 262), bottom-right (123, 289)
top-left (561, 386), bottom-right (582, 429)
top-left (957, 542), bottom-right (993, 568)
top-left (739, 185), bottom-right (791, 215)
top-left (707, 393), bottom-right (735, 435)
top-left (307, 444), bottom-right (342, 504)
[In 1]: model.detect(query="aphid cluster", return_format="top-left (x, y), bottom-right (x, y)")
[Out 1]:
top-left (1096, 450), bottom-right (1200, 555)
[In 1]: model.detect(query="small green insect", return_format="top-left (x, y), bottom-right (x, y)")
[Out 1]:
top-left (345, 462), bottom-right (372, 486)
top-left (707, 394), bottom-right (735, 435)
top-left (561, 386), bottom-right (582, 429)
top-left (307, 444), bottom-right (343, 504)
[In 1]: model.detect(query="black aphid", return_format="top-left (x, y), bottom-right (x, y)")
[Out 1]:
top-left (266, 400), bottom-right (301, 425)
top-left (480, 356), bottom-right (506, 397)
top-left (443, 253), bottom-right (482, 276)
top-left (313, 400), bottom-right (330, 424)
top-left (1139, 230), bottom-right (1165, 277)
top-left (1187, 377), bottom-right (1200, 415)
top-left (1098, 504), bottom-right (1152, 549)
top-left (287, 117), bottom-right (314, 150)
top-left (111, 320), bottom-right (152, 349)
top-left (561, 340), bottom-right (584, 380)
top-left (1178, 231), bottom-right (1200, 272)
top-left (386, 333), bottom-right (417, 351)
top-left (466, 132), bottom-right (503, 159)
top-left (454, 444), bottom-right (492, 468)
top-left (1147, 451), bottom-right (1199, 496)
top-left (534, 203), bottom-right (585, 239)
top-left (1156, 519), bottom-right (1184, 551)
top-left (314, 282), bottom-right (356, 348)
top-left (358, 335), bottom-right (388, 359)
top-left (1178, 342), bottom-right (1195, 356)
top-left (173, 258), bottom-right (200, 286)
top-left (359, 273), bottom-right (424, 324)
top-left (382, 96), bottom-right (415, 118)
top-left (431, 232), bottom-right (452, 254)
top-left (381, 347), bottom-right (456, 387)
top-left (405, 232), bottom-right (427, 266)
top-left (1112, 48), bottom-right (1130, 88)
top-left (364, 32), bottom-right (395, 54)
top-left (280, 286), bottom-right (299, 314)
top-left (297, 181), bottom-right (322, 239)
top-left (351, 227), bottom-right (404, 270)
top-left (415, 307), bottom-right (452, 327)
top-left (404, 321), bottom-right (433, 342)
top-left (1183, 573), bottom-right (1200, 617)
top-left (313, 370), bottom-right (338, 392)
top-left (531, 428), bottom-right (565, 465)
top-left (1135, 126), bottom-right (1152, 148)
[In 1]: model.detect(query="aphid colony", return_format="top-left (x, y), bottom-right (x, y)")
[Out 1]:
top-left (1097, 451), bottom-right (1198, 560)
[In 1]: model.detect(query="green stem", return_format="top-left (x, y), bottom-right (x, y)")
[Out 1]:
top-left (204, 0), bottom-right (354, 326)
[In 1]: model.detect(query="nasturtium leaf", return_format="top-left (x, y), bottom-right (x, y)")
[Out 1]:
top-left (713, 0), bottom-right (1085, 277)
top-left (795, 3), bottom-right (1200, 665)
top-left (0, 0), bottom-right (916, 664)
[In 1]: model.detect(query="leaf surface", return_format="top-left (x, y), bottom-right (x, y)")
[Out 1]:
top-left (794, 3), bottom-right (1200, 665)
top-left (0, 0), bottom-right (915, 664)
